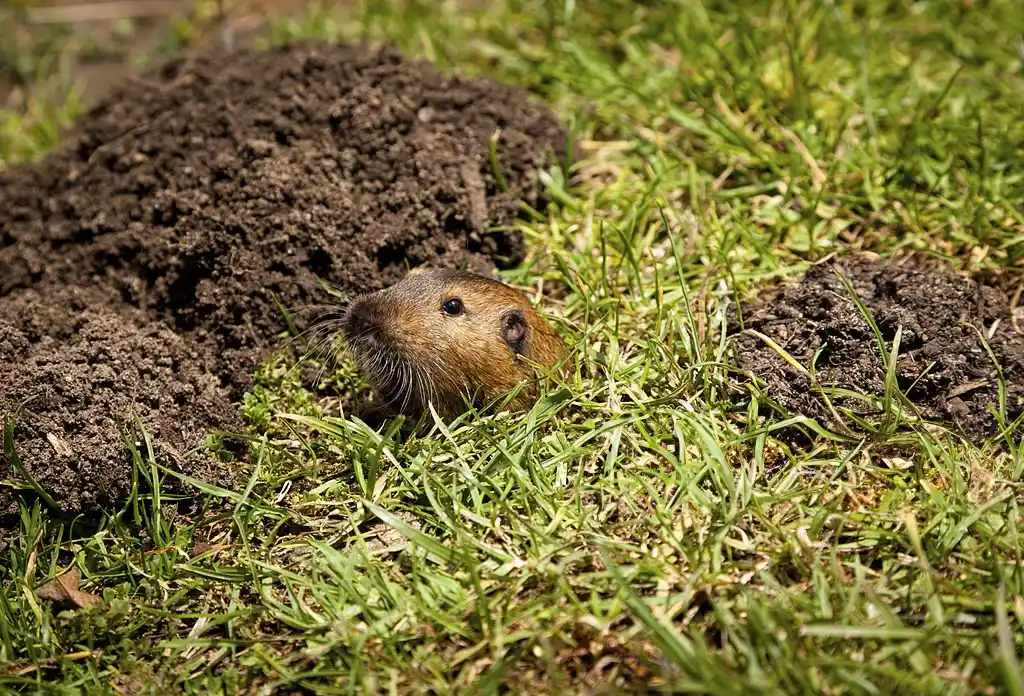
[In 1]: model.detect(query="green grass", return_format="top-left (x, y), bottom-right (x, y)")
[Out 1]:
top-left (3, 0), bottom-right (1024, 693)
top-left (0, 6), bottom-right (81, 163)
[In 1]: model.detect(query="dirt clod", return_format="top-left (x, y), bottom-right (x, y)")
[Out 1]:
top-left (0, 41), bottom-right (569, 524)
top-left (734, 255), bottom-right (1024, 443)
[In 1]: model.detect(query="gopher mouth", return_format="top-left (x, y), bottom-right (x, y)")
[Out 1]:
top-left (345, 336), bottom-right (407, 402)
top-left (343, 325), bottom-right (430, 415)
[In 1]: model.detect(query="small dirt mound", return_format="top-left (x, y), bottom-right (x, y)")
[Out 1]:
top-left (0, 40), bottom-right (569, 523)
top-left (0, 287), bottom-right (236, 517)
top-left (1, 40), bottom-right (567, 389)
top-left (734, 255), bottom-right (1024, 443)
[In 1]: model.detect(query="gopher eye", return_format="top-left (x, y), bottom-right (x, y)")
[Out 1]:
top-left (442, 297), bottom-right (464, 316)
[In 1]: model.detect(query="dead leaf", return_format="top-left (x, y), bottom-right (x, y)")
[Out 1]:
top-left (191, 541), bottom-right (216, 557)
top-left (34, 568), bottom-right (105, 609)
top-left (45, 432), bottom-right (74, 457)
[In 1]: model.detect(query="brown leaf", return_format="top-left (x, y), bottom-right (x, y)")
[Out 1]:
top-left (34, 568), bottom-right (105, 609)
top-left (191, 541), bottom-right (216, 557)
top-left (45, 432), bottom-right (74, 458)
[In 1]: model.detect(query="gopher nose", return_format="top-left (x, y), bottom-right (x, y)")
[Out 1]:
top-left (343, 300), bottom-right (387, 349)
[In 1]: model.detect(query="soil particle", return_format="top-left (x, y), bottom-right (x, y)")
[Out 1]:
top-left (734, 254), bottom-right (1024, 443)
top-left (0, 40), bottom-right (569, 524)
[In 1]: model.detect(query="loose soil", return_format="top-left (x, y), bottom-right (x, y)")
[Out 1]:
top-left (734, 254), bottom-right (1024, 443)
top-left (0, 40), bottom-right (569, 525)
top-left (0, 286), bottom-right (233, 518)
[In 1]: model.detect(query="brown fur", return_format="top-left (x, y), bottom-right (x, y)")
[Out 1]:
top-left (341, 269), bottom-right (566, 421)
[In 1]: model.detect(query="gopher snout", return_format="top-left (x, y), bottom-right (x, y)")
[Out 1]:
top-left (343, 300), bottom-right (390, 353)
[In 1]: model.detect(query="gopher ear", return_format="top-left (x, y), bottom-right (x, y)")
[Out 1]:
top-left (501, 310), bottom-right (529, 354)
top-left (405, 266), bottom-right (431, 277)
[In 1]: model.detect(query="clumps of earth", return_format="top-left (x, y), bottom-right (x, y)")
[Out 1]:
top-left (0, 40), bottom-right (569, 524)
top-left (734, 254), bottom-right (1024, 443)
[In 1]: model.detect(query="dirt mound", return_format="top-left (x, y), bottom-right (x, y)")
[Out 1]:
top-left (0, 287), bottom-right (236, 518)
top-left (0, 41), bottom-right (569, 522)
top-left (734, 255), bottom-right (1024, 443)
top-left (1, 40), bottom-right (567, 388)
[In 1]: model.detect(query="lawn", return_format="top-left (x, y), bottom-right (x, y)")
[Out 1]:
top-left (2, 0), bottom-right (1024, 693)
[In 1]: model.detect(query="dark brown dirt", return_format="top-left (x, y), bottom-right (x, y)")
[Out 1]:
top-left (734, 254), bottom-right (1024, 443)
top-left (0, 286), bottom-right (235, 518)
top-left (0, 40), bottom-right (569, 525)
